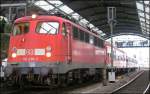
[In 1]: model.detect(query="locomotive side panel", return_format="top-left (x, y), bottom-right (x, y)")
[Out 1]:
top-left (72, 40), bottom-right (95, 64)
top-left (94, 47), bottom-right (106, 64)
top-left (70, 23), bottom-right (106, 68)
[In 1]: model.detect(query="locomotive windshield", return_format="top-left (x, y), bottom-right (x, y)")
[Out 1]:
top-left (13, 23), bottom-right (29, 36)
top-left (36, 22), bottom-right (59, 34)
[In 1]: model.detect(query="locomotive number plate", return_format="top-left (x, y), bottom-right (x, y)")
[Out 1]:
top-left (25, 49), bottom-right (34, 55)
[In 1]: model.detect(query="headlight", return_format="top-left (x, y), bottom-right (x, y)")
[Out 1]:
top-left (12, 53), bottom-right (17, 58)
top-left (31, 14), bottom-right (37, 19)
top-left (46, 52), bottom-right (51, 57)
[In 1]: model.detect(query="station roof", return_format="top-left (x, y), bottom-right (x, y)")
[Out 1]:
top-left (0, 0), bottom-right (149, 39)
top-left (59, 0), bottom-right (149, 39)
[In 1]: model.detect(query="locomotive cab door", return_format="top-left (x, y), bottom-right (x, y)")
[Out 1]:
top-left (61, 22), bottom-right (72, 63)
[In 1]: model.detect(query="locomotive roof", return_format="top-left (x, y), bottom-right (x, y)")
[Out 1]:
top-left (63, 17), bottom-right (105, 40)
top-left (14, 15), bottom-right (105, 40)
top-left (14, 15), bottom-right (63, 22)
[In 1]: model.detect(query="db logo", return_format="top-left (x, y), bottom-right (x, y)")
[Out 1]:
top-left (25, 49), bottom-right (34, 55)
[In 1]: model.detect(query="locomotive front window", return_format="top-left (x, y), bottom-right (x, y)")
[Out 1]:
top-left (13, 23), bottom-right (29, 36)
top-left (36, 22), bottom-right (59, 34)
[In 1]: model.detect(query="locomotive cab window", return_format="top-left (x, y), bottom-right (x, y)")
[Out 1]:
top-left (36, 22), bottom-right (59, 34)
top-left (13, 23), bottom-right (29, 36)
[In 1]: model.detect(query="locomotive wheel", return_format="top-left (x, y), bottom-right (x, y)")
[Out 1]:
top-left (66, 72), bottom-right (74, 85)
top-left (45, 77), bottom-right (53, 89)
top-left (61, 75), bottom-right (67, 87)
top-left (6, 79), bottom-right (15, 87)
top-left (5, 76), bottom-right (16, 87)
top-left (45, 77), bottom-right (52, 86)
top-left (18, 77), bottom-right (25, 89)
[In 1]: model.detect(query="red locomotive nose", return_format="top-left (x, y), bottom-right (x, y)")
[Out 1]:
top-left (8, 17), bottom-right (61, 63)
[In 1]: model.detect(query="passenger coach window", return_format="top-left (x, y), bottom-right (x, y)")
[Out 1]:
top-left (36, 22), bottom-right (59, 34)
top-left (13, 23), bottom-right (29, 36)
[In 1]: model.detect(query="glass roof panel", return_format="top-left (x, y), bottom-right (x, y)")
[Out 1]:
top-left (101, 33), bottom-right (106, 36)
top-left (48, 0), bottom-right (63, 7)
top-left (145, 7), bottom-right (149, 13)
top-left (92, 28), bottom-right (99, 31)
top-left (141, 24), bottom-right (145, 27)
top-left (144, 1), bottom-right (149, 4)
top-left (35, 1), bottom-right (54, 11)
top-left (136, 3), bottom-right (144, 10)
top-left (89, 24), bottom-right (94, 28)
top-left (97, 30), bottom-right (102, 33)
top-left (35, 1), bottom-right (48, 6)
top-left (72, 13), bottom-right (80, 20)
top-left (146, 20), bottom-right (149, 24)
top-left (146, 14), bottom-right (149, 19)
top-left (136, 1), bottom-right (150, 34)
top-left (140, 17), bottom-right (145, 22)
top-left (146, 24), bottom-right (149, 28)
top-left (60, 5), bottom-right (74, 14)
top-left (139, 13), bottom-right (144, 17)
top-left (35, 0), bottom-right (105, 36)
top-left (80, 19), bottom-right (89, 24)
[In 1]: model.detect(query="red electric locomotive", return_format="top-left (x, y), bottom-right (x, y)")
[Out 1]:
top-left (5, 15), bottom-right (137, 86)
top-left (5, 15), bottom-right (106, 86)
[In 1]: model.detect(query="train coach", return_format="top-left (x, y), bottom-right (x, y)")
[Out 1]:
top-left (105, 43), bottom-right (137, 74)
top-left (4, 15), bottom-right (137, 86)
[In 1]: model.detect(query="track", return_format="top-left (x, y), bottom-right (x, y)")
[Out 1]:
top-left (1, 79), bottom-right (101, 94)
top-left (1, 70), bottom-right (149, 94)
top-left (112, 70), bottom-right (149, 94)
